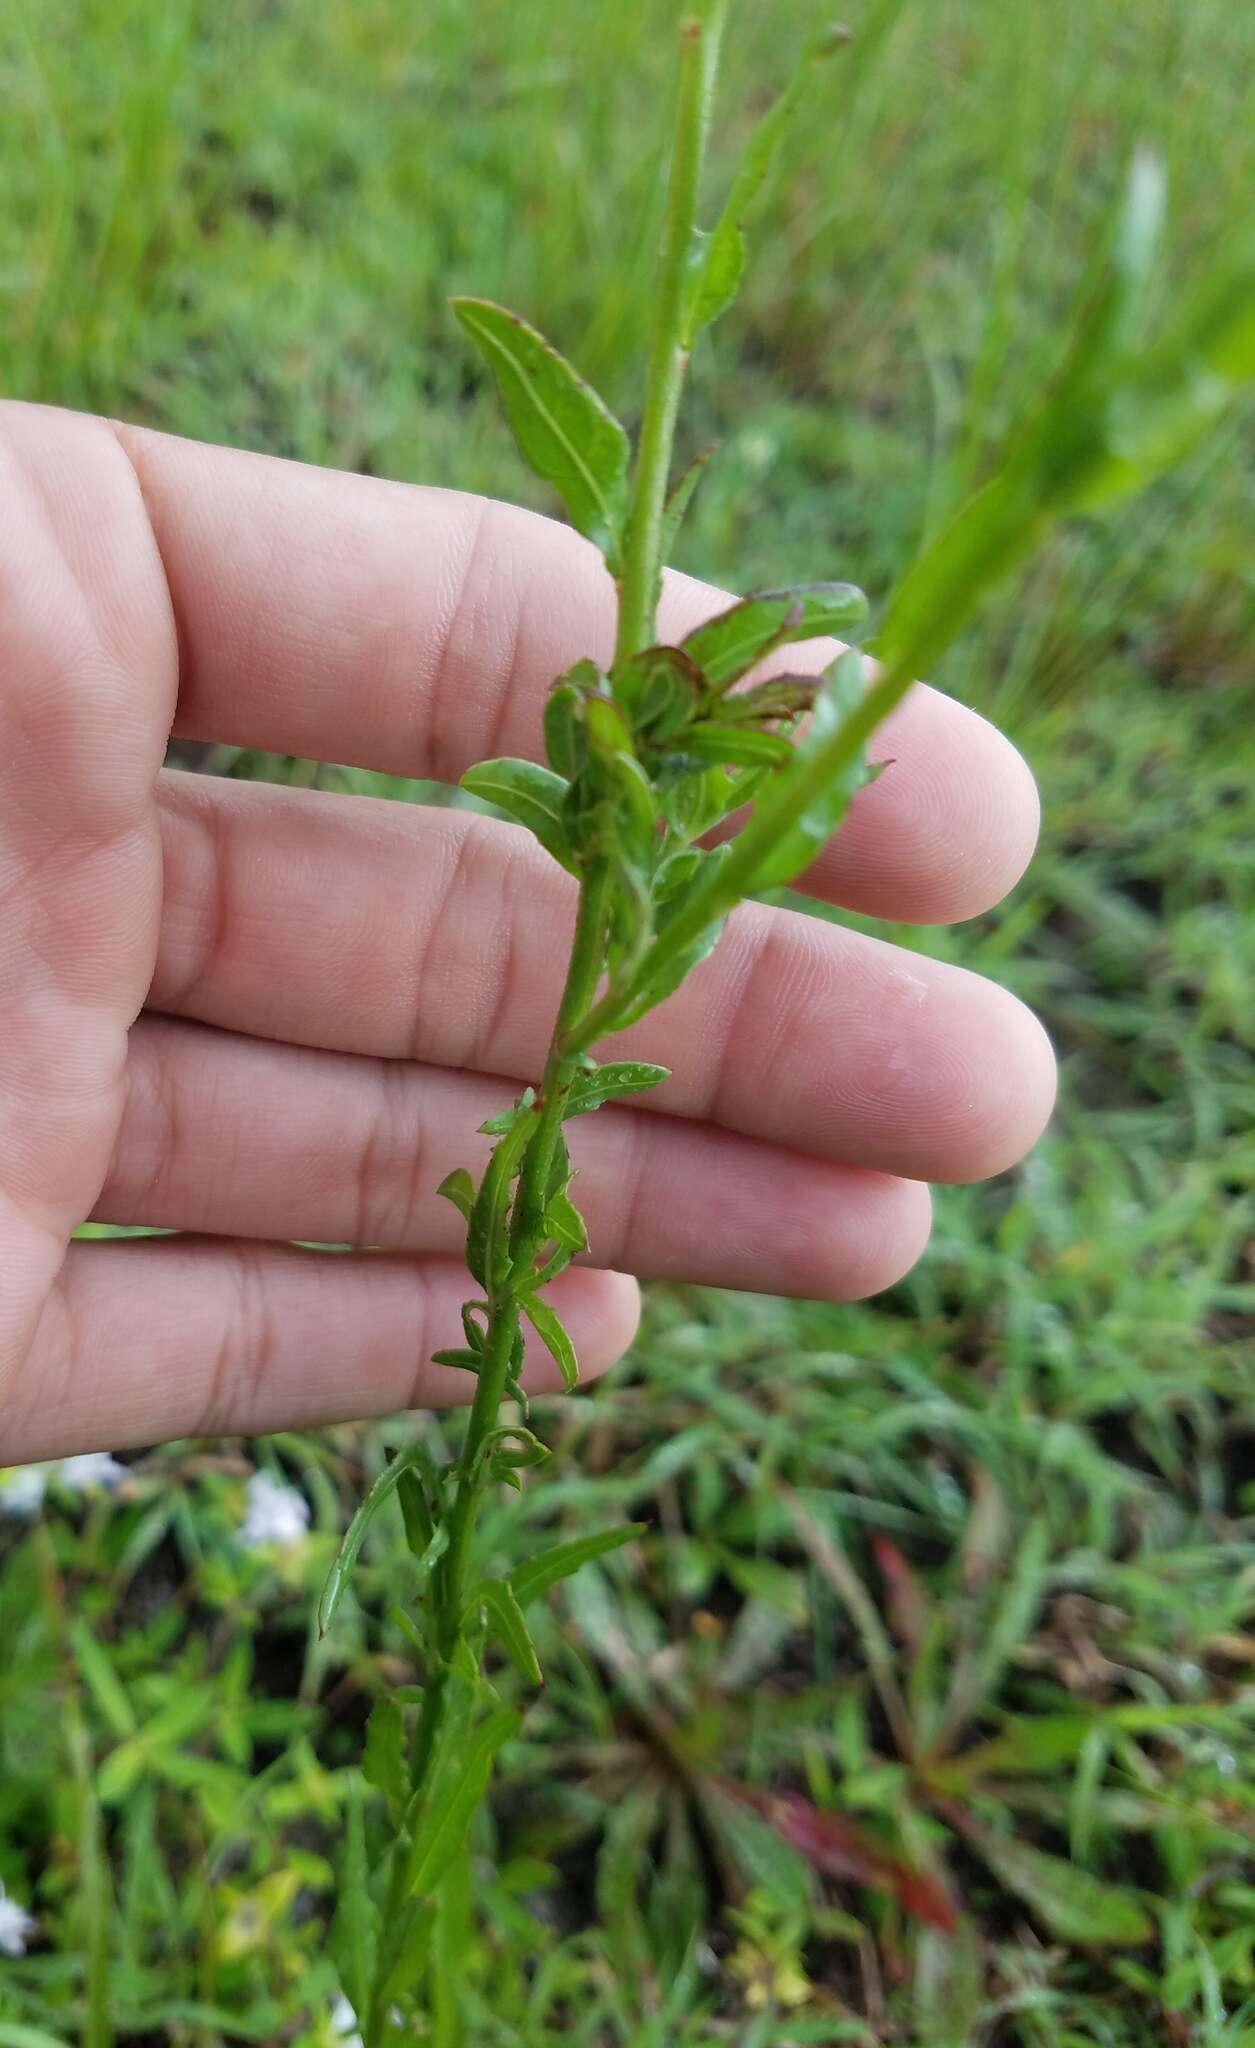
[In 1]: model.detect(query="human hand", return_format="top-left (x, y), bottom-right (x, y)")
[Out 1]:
top-left (0, 403), bottom-right (1054, 1463)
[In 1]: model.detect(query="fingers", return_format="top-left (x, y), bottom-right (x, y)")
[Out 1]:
top-left (114, 417), bottom-right (1037, 923)
top-left (10, 1242), bottom-right (640, 1464)
top-left (151, 771), bottom-right (1056, 1183)
top-left (97, 1016), bottom-right (932, 1303)
top-left (0, 406), bottom-right (176, 1394)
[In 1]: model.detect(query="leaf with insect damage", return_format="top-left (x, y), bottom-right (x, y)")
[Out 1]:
top-left (452, 297), bottom-right (630, 569)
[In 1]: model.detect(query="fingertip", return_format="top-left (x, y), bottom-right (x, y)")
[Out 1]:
top-left (944, 985), bottom-right (1057, 1183)
top-left (845, 1175), bottom-right (933, 1299)
top-left (805, 686), bottom-right (1043, 925)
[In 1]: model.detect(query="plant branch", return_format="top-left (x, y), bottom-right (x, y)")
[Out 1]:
top-left (614, 5), bottom-right (725, 665)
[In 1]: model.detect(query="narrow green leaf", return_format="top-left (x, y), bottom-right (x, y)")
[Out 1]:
top-left (736, 650), bottom-right (875, 894)
top-left (682, 26), bottom-right (849, 345)
top-left (481, 1424), bottom-right (551, 1472)
top-left (617, 645), bottom-right (703, 742)
top-left (543, 1188), bottom-right (588, 1252)
top-left (504, 1321), bottom-right (528, 1412)
top-left (405, 1706), bottom-right (520, 1896)
top-left (467, 1106), bottom-right (539, 1294)
top-left (479, 1087), bottom-right (537, 1137)
top-left (375, 1898), bottom-right (434, 2008)
top-left (510, 1524), bottom-right (645, 1609)
top-left (584, 695), bottom-right (659, 874)
top-left (319, 1444), bottom-right (431, 1635)
top-left (70, 1619), bottom-right (138, 1740)
top-left (330, 1774), bottom-right (376, 2021)
top-left (519, 1292), bottom-right (579, 1391)
top-left (461, 758), bottom-right (576, 872)
top-left (461, 1301), bottom-right (489, 1352)
top-left (435, 1167), bottom-right (475, 1221)
top-left (362, 1697), bottom-right (408, 1812)
top-left (566, 1060), bottom-right (671, 1117)
top-left (653, 845), bottom-right (705, 903)
top-left (682, 582), bottom-right (868, 689)
top-left (680, 722), bottom-right (793, 767)
top-left (718, 672), bottom-right (821, 723)
top-left (429, 1347), bottom-right (482, 1374)
top-left (467, 1577), bottom-right (544, 1686)
top-left (658, 443), bottom-right (718, 570)
top-left (973, 1829), bottom-right (1152, 1947)
top-left (543, 662), bottom-right (601, 777)
top-left (660, 757), bottom-right (771, 839)
top-left (611, 914), bottom-right (728, 1033)
top-left (451, 296), bottom-right (630, 569)
top-left (396, 1468), bottom-right (434, 1561)
top-left (0, 2028), bottom-right (95, 2048)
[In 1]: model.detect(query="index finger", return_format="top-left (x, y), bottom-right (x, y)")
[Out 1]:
top-left (115, 415), bottom-right (1039, 923)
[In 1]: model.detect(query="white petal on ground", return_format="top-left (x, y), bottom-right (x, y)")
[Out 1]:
top-left (0, 1882), bottom-right (37, 1958)
top-left (0, 1466), bottom-right (48, 1517)
top-left (239, 1470), bottom-right (311, 1551)
top-left (330, 1993), bottom-right (364, 2047)
top-left (56, 1452), bottom-right (129, 1493)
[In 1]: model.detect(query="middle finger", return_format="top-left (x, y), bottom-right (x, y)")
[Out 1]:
top-left (99, 1014), bottom-right (933, 1301)
top-left (150, 771), bottom-right (1055, 1184)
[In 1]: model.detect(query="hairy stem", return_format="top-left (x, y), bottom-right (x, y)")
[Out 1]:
top-left (614, 4), bottom-right (725, 666)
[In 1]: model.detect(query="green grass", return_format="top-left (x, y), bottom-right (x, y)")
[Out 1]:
top-left (1, 0), bottom-right (1253, 2041)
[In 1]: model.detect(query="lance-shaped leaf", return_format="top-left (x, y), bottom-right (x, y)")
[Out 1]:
top-left (429, 1346), bottom-right (481, 1374)
top-left (482, 1424), bottom-right (551, 1492)
top-left (544, 1187), bottom-right (588, 1252)
top-left (736, 650), bottom-right (878, 894)
top-left (466, 1105), bottom-right (539, 1293)
top-left (362, 1697), bottom-right (408, 1813)
top-left (435, 1167), bottom-right (475, 1221)
top-left (329, 1777), bottom-right (376, 2019)
top-left (657, 442), bottom-right (718, 579)
top-left (396, 1468), bottom-right (434, 1561)
top-left (683, 25), bottom-right (849, 345)
top-left (965, 1823), bottom-right (1151, 1947)
top-left (566, 1060), bottom-right (671, 1117)
top-left (466, 1577), bottom-right (543, 1686)
top-left (682, 582), bottom-right (868, 690)
top-left (319, 1443), bottom-right (435, 1634)
top-left (542, 660), bottom-right (602, 778)
top-left (679, 722), bottom-right (793, 768)
top-left (608, 911), bottom-right (728, 1035)
top-left (718, 673), bottom-right (821, 723)
top-left (509, 1524), bottom-right (645, 1609)
top-left (461, 759), bottom-right (577, 873)
top-left (479, 1087), bottom-right (537, 1137)
top-left (404, 1702), bottom-right (519, 1896)
top-left (519, 1291), bottom-right (578, 1392)
top-left (616, 644), bottom-right (703, 743)
top-left (451, 296), bottom-right (630, 569)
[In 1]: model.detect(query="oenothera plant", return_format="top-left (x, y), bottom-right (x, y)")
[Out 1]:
top-left (320, 8), bottom-right (1254, 2035)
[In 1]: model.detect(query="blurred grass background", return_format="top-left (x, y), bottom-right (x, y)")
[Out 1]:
top-left (1, 0), bottom-right (1253, 2042)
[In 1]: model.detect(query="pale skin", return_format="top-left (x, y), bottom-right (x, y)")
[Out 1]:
top-left (0, 401), bottom-right (1056, 1466)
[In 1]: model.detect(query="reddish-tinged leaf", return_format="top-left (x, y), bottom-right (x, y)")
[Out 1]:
top-left (873, 1534), bottom-right (931, 1658)
top-left (722, 1784), bottom-right (959, 1934)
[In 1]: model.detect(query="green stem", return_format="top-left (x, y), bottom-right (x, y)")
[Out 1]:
top-left (397, 859), bottom-right (610, 1804)
top-left (614, 4), bottom-right (725, 665)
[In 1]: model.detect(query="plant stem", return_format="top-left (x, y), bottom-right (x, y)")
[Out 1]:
top-left (379, 20), bottom-right (730, 2024)
top-left (398, 860), bottom-right (611, 1819)
top-left (613, 4), bottom-right (725, 666)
